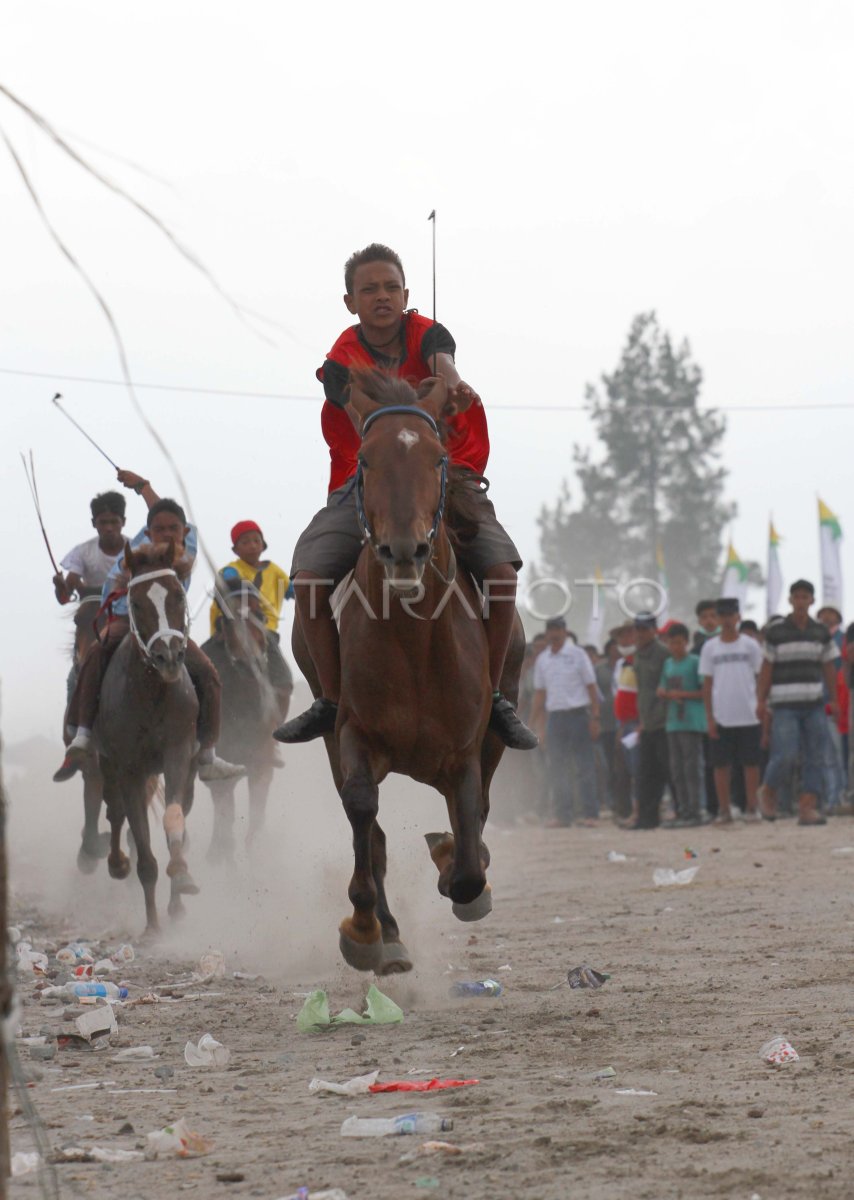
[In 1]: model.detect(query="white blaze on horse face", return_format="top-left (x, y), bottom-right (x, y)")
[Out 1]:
top-left (147, 582), bottom-right (182, 644)
top-left (397, 428), bottom-right (420, 450)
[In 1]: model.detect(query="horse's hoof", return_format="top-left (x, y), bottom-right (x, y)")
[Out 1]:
top-left (168, 898), bottom-right (186, 919)
top-left (171, 872), bottom-right (200, 896)
top-left (378, 941), bottom-right (413, 975)
top-left (339, 930), bottom-right (384, 972)
top-left (206, 841), bottom-right (233, 866)
top-left (108, 854), bottom-right (131, 881)
top-left (77, 847), bottom-right (99, 876)
top-left (452, 883), bottom-right (492, 923)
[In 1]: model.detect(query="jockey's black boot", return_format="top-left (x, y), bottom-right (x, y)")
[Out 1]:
top-left (273, 697), bottom-right (338, 743)
top-left (489, 693), bottom-right (539, 750)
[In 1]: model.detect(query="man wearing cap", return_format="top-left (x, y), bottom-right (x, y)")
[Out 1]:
top-left (529, 617), bottom-right (601, 827)
top-left (758, 579), bottom-right (839, 824)
top-left (630, 612), bottom-right (670, 829)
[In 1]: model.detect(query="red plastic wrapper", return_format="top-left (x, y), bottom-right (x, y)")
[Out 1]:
top-left (369, 1078), bottom-right (478, 1093)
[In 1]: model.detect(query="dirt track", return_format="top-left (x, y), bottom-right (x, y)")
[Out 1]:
top-left (7, 738), bottom-right (854, 1199)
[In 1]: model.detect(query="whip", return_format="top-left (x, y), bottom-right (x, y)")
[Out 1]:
top-left (51, 391), bottom-right (120, 470)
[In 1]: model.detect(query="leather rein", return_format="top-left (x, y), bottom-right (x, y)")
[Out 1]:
top-left (353, 406), bottom-right (450, 559)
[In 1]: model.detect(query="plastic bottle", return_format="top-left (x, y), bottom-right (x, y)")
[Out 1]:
top-left (448, 979), bottom-right (503, 998)
top-left (41, 982), bottom-right (128, 1000)
top-left (340, 1113), bottom-right (453, 1138)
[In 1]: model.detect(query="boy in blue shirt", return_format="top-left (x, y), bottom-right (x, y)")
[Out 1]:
top-left (658, 622), bottom-right (706, 826)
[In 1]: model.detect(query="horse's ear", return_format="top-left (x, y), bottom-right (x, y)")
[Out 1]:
top-left (122, 540), bottom-right (135, 572)
top-left (163, 539), bottom-right (177, 567)
top-left (346, 381), bottom-right (382, 434)
top-left (415, 375), bottom-right (450, 423)
top-left (253, 570), bottom-right (264, 590)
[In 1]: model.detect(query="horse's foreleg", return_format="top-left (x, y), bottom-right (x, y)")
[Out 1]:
top-left (78, 761), bottom-right (109, 872)
top-left (247, 763), bottom-right (273, 847)
top-left (371, 822), bottom-right (412, 975)
top-left (443, 760), bottom-right (491, 918)
top-left (123, 777), bottom-right (159, 934)
top-left (206, 779), bottom-right (236, 864)
top-left (164, 751), bottom-right (200, 916)
top-left (338, 727), bottom-right (383, 972)
top-left (101, 760), bottom-right (131, 880)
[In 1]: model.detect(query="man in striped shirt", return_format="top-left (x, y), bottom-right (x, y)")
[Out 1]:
top-left (757, 579), bottom-right (839, 825)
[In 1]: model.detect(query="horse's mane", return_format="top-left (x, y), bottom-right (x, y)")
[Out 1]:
top-left (348, 368), bottom-right (486, 545)
top-left (349, 367), bottom-right (418, 408)
top-left (128, 541), bottom-right (192, 582)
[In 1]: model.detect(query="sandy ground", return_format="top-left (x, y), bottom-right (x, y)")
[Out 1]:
top-left (6, 732), bottom-right (854, 1200)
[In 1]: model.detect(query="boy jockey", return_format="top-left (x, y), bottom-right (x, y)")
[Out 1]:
top-left (54, 477), bottom-right (245, 784)
top-left (54, 488), bottom-right (129, 602)
top-left (274, 242), bottom-right (537, 750)
top-left (209, 519), bottom-right (293, 694)
top-left (210, 520), bottom-right (291, 636)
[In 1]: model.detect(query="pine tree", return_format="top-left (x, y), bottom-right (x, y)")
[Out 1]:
top-left (537, 312), bottom-right (734, 626)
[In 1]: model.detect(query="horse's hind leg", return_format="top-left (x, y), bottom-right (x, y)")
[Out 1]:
top-left (371, 822), bottom-right (412, 975)
top-left (338, 728), bottom-right (383, 972)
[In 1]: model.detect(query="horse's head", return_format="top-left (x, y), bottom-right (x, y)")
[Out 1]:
top-left (347, 369), bottom-right (451, 591)
top-left (214, 568), bottom-right (268, 665)
top-left (124, 540), bottom-right (189, 681)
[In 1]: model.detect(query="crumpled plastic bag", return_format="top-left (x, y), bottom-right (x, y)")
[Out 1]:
top-left (146, 1117), bottom-right (214, 1158)
top-left (16, 943), bottom-right (49, 974)
top-left (653, 866), bottom-right (699, 887)
top-left (11, 1151), bottom-right (40, 1176)
top-left (297, 985), bottom-right (403, 1032)
top-left (184, 1033), bottom-right (230, 1067)
top-left (309, 1070), bottom-right (380, 1096)
top-left (759, 1037), bottom-right (799, 1065)
top-left (567, 965), bottom-right (611, 989)
top-left (194, 951), bottom-right (226, 980)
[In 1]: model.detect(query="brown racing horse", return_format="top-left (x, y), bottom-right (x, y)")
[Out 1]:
top-left (96, 541), bottom-right (200, 934)
top-left (292, 370), bottom-right (523, 974)
top-left (201, 571), bottom-right (292, 861)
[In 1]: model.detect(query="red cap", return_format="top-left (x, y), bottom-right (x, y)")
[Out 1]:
top-left (230, 520), bottom-right (267, 550)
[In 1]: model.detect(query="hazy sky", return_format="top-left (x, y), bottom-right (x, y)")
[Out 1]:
top-left (3, 1), bottom-right (853, 743)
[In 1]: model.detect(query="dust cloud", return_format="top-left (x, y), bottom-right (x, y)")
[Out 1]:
top-left (4, 680), bottom-right (504, 998)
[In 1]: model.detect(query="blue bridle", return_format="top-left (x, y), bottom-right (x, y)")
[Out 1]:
top-left (353, 405), bottom-right (449, 545)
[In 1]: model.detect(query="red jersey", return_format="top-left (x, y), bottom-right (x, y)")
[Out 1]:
top-left (317, 311), bottom-right (490, 493)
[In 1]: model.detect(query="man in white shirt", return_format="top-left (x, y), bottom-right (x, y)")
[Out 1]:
top-left (699, 597), bottom-right (764, 823)
top-left (530, 617), bottom-right (601, 826)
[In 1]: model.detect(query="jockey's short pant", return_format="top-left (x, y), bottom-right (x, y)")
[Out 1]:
top-left (290, 470), bottom-right (522, 586)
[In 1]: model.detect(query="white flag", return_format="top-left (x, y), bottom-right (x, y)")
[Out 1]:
top-left (766, 521), bottom-right (783, 619)
top-left (721, 542), bottom-right (748, 608)
top-left (819, 499), bottom-right (843, 611)
top-left (585, 567), bottom-right (606, 649)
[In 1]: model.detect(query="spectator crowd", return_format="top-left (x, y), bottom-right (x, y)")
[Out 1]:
top-left (517, 580), bottom-right (852, 829)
